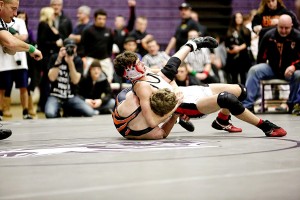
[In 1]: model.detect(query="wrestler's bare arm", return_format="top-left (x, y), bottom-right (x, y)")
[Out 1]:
top-left (134, 82), bottom-right (165, 127)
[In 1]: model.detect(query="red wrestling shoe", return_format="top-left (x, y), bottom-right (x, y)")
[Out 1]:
top-left (211, 118), bottom-right (242, 133)
top-left (258, 120), bottom-right (287, 137)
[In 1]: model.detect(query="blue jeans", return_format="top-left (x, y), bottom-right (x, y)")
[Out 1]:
top-left (95, 98), bottom-right (115, 113)
top-left (45, 95), bottom-right (95, 118)
top-left (243, 63), bottom-right (300, 108)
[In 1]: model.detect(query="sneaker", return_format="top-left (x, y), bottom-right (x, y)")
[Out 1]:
top-left (0, 127), bottom-right (12, 140)
top-left (258, 120), bottom-right (287, 137)
top-left (292, 103), bottom-right (300, 115)
top-left (193, 36), bottom-right (219, 49)
top-left (178, 118), bottom-right (195, 132)
top-left (211, 118), bottom-right (242, 133)
top-left (23, 114), bottom-right (33, 120)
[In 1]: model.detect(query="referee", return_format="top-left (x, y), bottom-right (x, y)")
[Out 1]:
top-left (0, 0), bottom-right (43, 140)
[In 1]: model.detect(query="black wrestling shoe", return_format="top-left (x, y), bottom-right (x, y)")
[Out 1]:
top-left (178, 118), bottom-right (195, 132)
top-left (193, 36), bottom-right (218, 49)
top-left (257, 120), bottom-right (287, 137)
top-left (0, 128), bottom-right (12, 140)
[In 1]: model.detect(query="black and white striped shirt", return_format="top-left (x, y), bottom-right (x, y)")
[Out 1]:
top-left (0, 18), bottom-right (8, 31)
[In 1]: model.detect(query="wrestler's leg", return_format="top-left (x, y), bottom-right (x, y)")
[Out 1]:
top-left (195, 93), bottom-right (286, 137)
top-left (208, 83), bottom-right (247, 132)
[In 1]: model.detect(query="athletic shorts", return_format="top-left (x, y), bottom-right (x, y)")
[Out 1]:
top-left (175, 85), bottom-right (213, 118)
top-left (0, 69), bottom-right (28, 89)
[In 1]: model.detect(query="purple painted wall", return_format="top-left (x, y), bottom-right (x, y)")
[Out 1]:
top-left (19, 0), bottom-right (299, 46)
top-left (19, 0), bottom-right (182, 46)
top-left (231, 0), bottom-right (297, 15)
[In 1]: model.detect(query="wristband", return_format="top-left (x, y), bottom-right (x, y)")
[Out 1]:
top-left (190, 70), bottom-right (197, 76)
top-left (28, 45), bottom-right (35, 54)
top-left (203, 70), bottom-right (209, 76)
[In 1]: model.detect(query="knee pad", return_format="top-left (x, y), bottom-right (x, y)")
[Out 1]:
top-left (161, 57), bottom-right (181, 81)
top-left (237, 83), bottom-right (247, 101)
top-left (217, 92), bottom-right (245, 115)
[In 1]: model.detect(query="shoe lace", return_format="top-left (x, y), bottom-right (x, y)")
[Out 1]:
top-left (215, 119), bottom-right (232, 129)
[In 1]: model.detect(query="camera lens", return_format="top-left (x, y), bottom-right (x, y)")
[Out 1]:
top-left (66, 46), bottom-right (74, 56)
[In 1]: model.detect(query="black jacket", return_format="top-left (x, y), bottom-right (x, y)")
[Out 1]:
top-left (252, 6), bottom-right (299, 43)
top-left (78, 73), bottom-right (114, 105)
top-left (257, 28), bottom-right (300, 78)
top-left (57, 11), bottom-right (73, 40)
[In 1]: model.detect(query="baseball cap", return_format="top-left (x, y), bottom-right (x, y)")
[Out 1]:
top-left (124, 36), bottom-right (136, 44)
top-left (178, 2), bottom-right (192, 10)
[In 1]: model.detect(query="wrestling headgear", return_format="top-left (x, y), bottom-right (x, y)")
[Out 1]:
top-left (123, 61), bottom-right (146, 80)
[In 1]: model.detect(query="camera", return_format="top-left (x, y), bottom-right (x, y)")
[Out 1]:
top-left (65, 45), bottom-right (75, 56)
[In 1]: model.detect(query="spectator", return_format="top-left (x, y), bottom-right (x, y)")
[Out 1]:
top-left (68, 5), bottom-right (92, 58)
top-left (123, 36), bottom-right (142, 59)
top-left (113, 0), bottom-right (136, 54)
top-left (185, 29), bottom-right (220, 84)
top-left (244, 9), bottom-right (259, 62)
top-left (81, 9), bottom-right (114, 83)
top-left (243, 14), bottom-right (300, 113)
top-left (50, 0), bottom-right (73, 40)
top-left (190, 10), bottom-right (208, 36)
top-left (296, 0), bottom-right (300, 20)
top-left (285, 64), bottom-right (300, 115)
top-left (1, 17), bottom-right (32, 119)
top-left (175, 62), bottom-right (201, 86)
top-left (252, 0), bottom-right (299, 44)
top-left (78, 60), bottom-right (115, 115)
top-left (45, 38), bottom-right (94, 118)
top-left (142, 38), bottom-right (170, 72)
top-left (128, 16), bottom-right (153, 57)
top-left (224, 12), bottom-right (252, 85)
top-left (209, 33), bottom-right (227, 83)
top-left (165, 2), bottom-right (200, 55)
top-left (36, 6), bottom-right (63, 112)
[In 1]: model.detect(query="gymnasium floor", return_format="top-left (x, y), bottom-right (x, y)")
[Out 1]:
top-left (0, 108), bottom-right (299, 200)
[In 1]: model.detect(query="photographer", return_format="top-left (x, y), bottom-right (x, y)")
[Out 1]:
top-left (45, 38), bottom-right (94, 118)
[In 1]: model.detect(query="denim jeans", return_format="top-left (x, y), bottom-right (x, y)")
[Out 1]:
top-left (243, 63), bottom-right (300, 108)
top-left (45, 95), bottom-right (95, 118)
top-left (95, 98), bottom-right (115, 113)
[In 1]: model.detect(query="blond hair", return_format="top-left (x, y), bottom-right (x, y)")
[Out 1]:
top-left (39, 7), bottom-right (55, 26)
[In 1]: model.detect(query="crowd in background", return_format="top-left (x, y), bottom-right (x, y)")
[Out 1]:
top-left (0, 0), bottom-right (300, 120)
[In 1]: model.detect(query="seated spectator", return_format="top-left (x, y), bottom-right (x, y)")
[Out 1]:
top-left (243, 15), bottom-right (300, 113)
top-left (45, 38), bottom-right (94, 118)
top-left (78, 60), bottom-right (115, 114)
top-left (123, 36), bottom-right (142, 60)
top-left (175, 62), bottom-right (201, 86)
top-left (142, 39), bottom-right (170, 73)
top-left (185, 29), bottom-right (220, 84)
